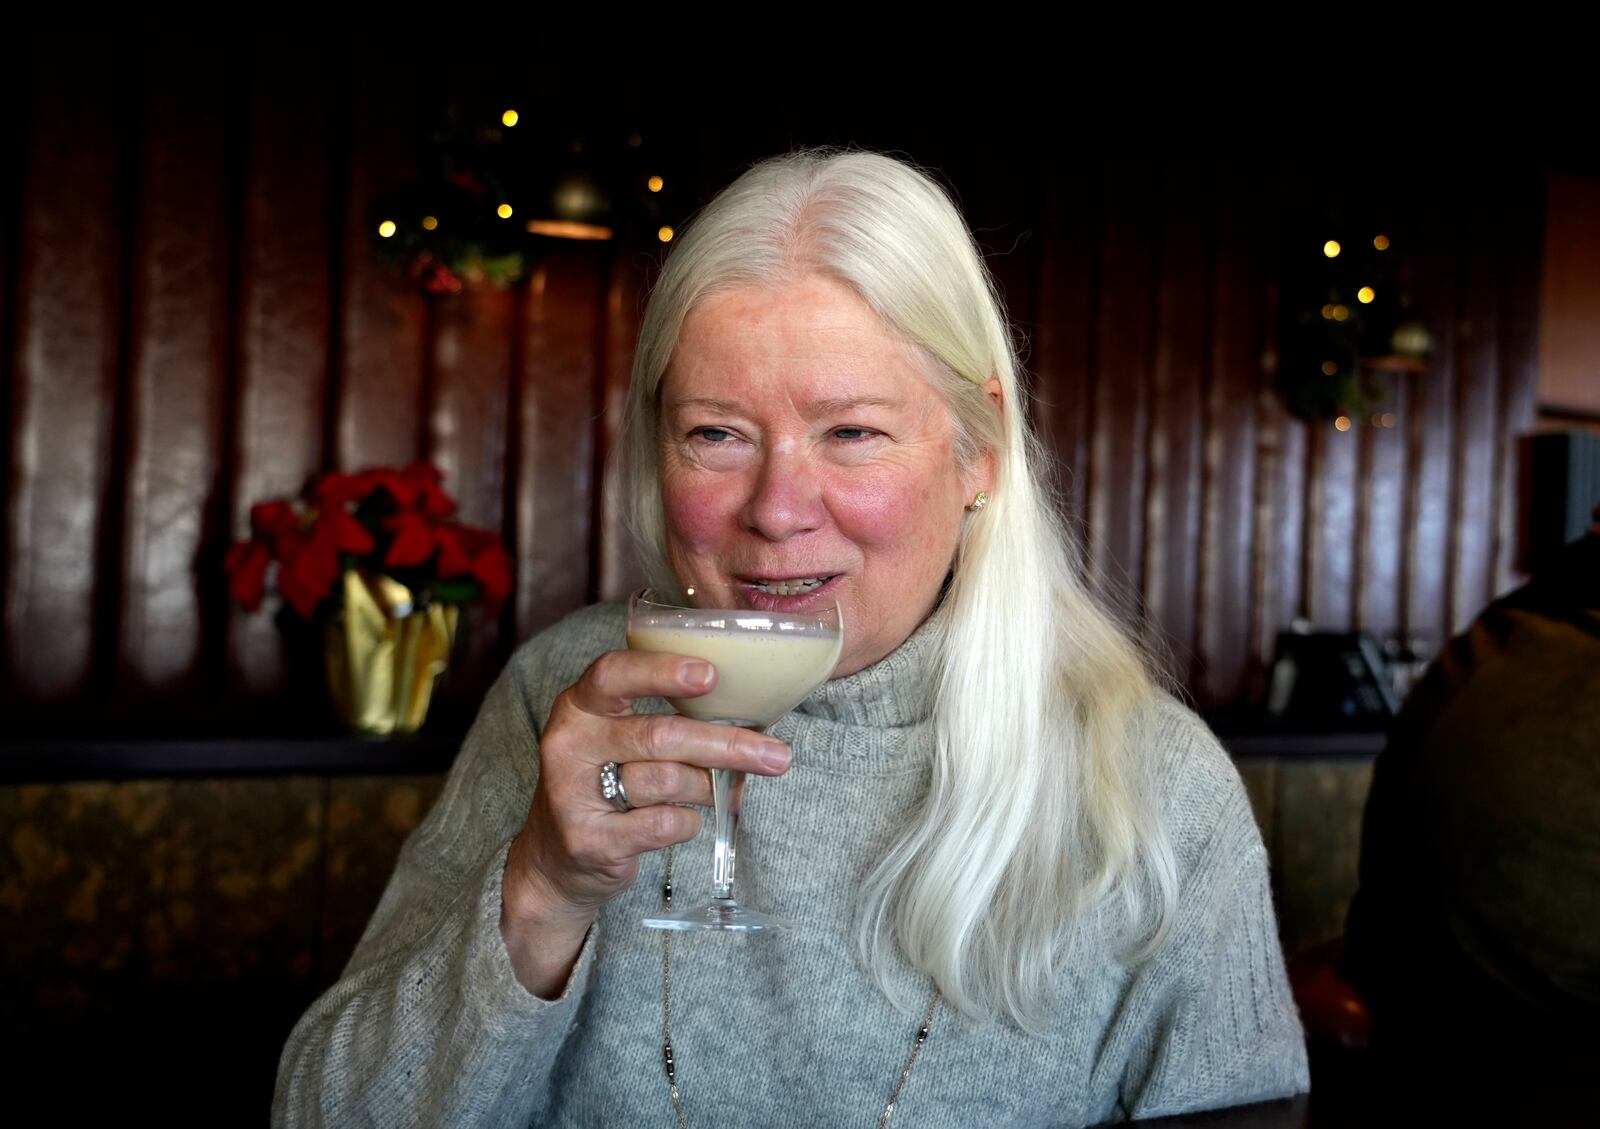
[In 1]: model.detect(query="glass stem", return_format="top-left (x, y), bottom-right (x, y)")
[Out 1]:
top-left (709, 766), bottom-right (739, 900)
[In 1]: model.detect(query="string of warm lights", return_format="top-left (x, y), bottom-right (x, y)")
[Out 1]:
top-left (373, 112), bottom-right (675, 242)
top-left (370, 106), bottom-right (683, 291)
top-left (1332, 412), bottom-right (1398, 433)
top-left (1280, 223), bottom-right (1432, 427)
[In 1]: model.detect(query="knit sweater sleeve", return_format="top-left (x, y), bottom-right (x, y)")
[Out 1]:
top-left (272, 614), bottom-right (611, 1129)
top-left (1103, 705), bottom-right (1310, 1120)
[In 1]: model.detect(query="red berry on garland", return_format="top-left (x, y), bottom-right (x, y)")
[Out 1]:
top-left (421, 261), bottom-right (462, 294)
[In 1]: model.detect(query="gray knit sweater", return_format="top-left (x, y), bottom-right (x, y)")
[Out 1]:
top-left (274, 603), bottom-right (1308, 1127)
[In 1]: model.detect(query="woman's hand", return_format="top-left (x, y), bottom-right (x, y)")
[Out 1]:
top-left (499, 650), bottom-right (791, 997)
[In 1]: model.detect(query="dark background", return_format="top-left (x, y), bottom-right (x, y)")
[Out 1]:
top-left (2, 12), bottom-right (1596, 1125)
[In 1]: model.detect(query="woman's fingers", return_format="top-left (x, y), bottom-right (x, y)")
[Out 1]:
top-left (611, 762), bottom-right (750, 814)
top-left (547, 691), bottom-right (790, 783)
top-left (567, 649), bottom-right (716, 717)
top-left (537, 796), bottom-right (705, 882)
top-left (611, 803), bottom-right (705, 856)
top-left (617, 759), bottom-right (715, 807)
top-left (620, 713), bottom-right (790, 775)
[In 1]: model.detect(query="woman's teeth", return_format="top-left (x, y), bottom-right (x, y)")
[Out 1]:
top-left (750, 577), bottom-right (829, 596)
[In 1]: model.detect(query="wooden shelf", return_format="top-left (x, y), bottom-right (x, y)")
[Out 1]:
top-left (1217, 729), bottom-right (1387, 759)
top-left (1205, 709), bottom-right (1389, 759)
top-left (0, 733), bottom-right (465, 783)
top-left (0, 717), bottom-right (1384, 785)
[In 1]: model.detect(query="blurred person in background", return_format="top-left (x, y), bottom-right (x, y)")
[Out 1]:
top-left (1343, 502), bottom-right (1600, 1096)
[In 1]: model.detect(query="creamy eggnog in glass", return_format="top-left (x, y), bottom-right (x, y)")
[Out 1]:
top-left (626, 589), bottom-right (843, 933)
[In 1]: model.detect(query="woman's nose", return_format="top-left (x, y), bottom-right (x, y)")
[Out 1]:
top-left (740, 444), bottom-right (825, 541)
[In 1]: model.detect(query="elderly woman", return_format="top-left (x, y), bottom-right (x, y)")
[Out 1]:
top-left (275, 150), bottom-right (1308, 1127)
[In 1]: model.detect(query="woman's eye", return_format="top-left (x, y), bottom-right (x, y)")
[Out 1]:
top-left (693, 427), bottom-right (736, 443)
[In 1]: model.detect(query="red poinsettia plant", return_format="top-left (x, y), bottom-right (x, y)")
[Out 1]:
top-left (225, 463), bottom-right (512, 620)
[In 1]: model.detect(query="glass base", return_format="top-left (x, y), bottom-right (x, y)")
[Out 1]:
top-left (642, 897), bottom-right (791, 934)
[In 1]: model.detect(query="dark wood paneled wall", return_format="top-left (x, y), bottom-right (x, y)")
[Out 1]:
top-left (0, 18), bottom-right (1546, 735)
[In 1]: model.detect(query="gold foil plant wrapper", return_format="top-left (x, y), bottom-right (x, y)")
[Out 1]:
top-left (325, 571), bottom-right (459, 735)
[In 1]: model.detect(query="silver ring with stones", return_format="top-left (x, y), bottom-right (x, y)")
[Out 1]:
top-left (599, 761), bottom-right (632, 813)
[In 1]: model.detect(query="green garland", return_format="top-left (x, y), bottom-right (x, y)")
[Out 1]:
top-left (370, 106), bottom-right (684, 293)
top-left (1279, 225), bottom-right (1433, 424)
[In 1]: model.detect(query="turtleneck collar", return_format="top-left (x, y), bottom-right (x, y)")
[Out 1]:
top-left (796, 610), bottom-right (942, 727)
top-left (752, 611), bottom-right (943, 777)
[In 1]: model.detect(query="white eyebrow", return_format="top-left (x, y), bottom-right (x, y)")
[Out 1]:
top-left (808, 395), bottom-right (905, 414)
top-left (664, 394), bottom-right (907, 416)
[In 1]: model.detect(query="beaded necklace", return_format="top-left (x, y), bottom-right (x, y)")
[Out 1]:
top-left (656, 845), bottom-right (941, 1128)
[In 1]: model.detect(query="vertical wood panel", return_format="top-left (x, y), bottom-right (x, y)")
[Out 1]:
top-left (1262, 416), bottom-right (1310, 644)
top-left (1358, 413), bottom-right (1406, 635)
top-left (1402, 192), bottom-right (1458, 652)
top-left (594, 248), bottom-right (648, 602)
top-left (114, 27), bottom-right (233, 704)
top-left (1260, 163), bottom-right (1313, 656)
top-left (1200, 158), bottom-right (1267, 704)
top-left (225, 33), bottom-right (339, 703)
top-left (0, 18), bottom-right (25, 695)
top-left (1494, 175), bottom-right (1545, 593)
top-left (3, 18), bottom-right (136, 707)
top-left (1261, 407), bottom-right (1308, 637)
top-left (1449, 186), bottom-right (1502, 632)
top-left (1034, 141), bottom-right (1096, 528)
top-left (428, 295), bottom-right (513, 526)
top-left (1351, 185), bottom-right (1407, 642)
top-left (1088, 154), bottom-right (1157, 603)
top-left (1294, 160), bottom-right (1357, 630)
top-left (974, 128), bottom-right (1041, 399)
top-left (514, 245), bottom-right (604, 640)
top-left (1307, 422), bottom-right (1359, 626)
top-left (1144, 157), bottom-right (1210, 680)
top-left (333, 33), bottom-right (427, 472)
top-left (427, 291), bottom-right (512, 715)
top-left (425, 13), bottom-right (523, 698)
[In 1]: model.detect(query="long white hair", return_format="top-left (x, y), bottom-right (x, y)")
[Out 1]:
top-left (622, 149), bottom-right (1177, 1031)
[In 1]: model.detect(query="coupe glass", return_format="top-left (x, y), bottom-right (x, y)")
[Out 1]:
top-left (626, 589), bottom-right (842, 933)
